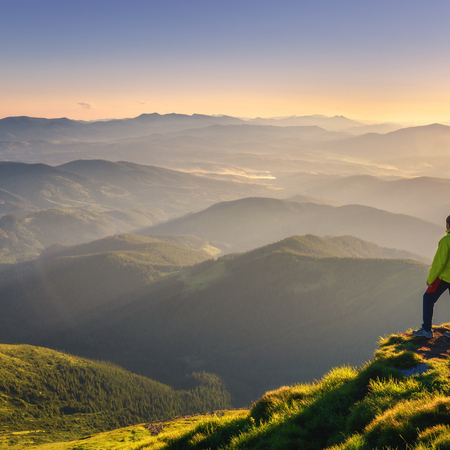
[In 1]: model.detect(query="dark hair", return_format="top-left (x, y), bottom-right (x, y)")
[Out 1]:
top-left (447, 215), bottom-right (450, 226)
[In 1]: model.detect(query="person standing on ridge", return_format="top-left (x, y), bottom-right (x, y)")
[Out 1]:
top-left (413, 215), bottom-right (450, 339)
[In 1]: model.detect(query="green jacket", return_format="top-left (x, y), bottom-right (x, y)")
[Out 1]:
top-left (428, 229), bottom-right (450, 284)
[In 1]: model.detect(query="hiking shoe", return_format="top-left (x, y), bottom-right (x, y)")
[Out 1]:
top-left (412, 328), bottom-right (433, 339)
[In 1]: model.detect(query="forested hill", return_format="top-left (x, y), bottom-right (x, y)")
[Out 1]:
top-left (0, 344), bottom-right (232, 446)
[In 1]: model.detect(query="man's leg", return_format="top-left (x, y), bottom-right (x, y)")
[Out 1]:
top-left (422, 280), bottom-right (450, 331)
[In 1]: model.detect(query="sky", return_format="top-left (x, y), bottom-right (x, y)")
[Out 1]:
top-left (2, 0), bottom-right (450, 123)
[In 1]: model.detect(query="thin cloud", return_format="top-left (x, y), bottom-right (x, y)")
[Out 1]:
top-left (78, 102), bottom-right (95, 109)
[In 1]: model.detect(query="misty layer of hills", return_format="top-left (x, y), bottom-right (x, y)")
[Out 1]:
top-left (144, 197), bottom-right (439, 259)
top-left (0, 113), bottom-right (394, 143)
top-left (2, 113), bottom-right (450, 181)
top-left (0, 160), bottom-right (274, 261)
top-left (1, 157), bottom-right (450, 262)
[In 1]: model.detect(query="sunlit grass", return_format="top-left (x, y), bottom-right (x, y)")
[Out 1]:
top-left (158, 327), bottom-right (450, 450)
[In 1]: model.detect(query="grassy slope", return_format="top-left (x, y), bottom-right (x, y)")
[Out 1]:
top-left (161, 324), bottom-right (450, 450)
top-left (0, 344), bottom-right (232, 448)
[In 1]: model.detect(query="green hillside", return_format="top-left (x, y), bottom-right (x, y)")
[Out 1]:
top-left (105, 240), bottom-right (428, 403)
top-left (0, 233), bottom-right (438, 406)
top-left (0, 344), bottom-right (232, 447)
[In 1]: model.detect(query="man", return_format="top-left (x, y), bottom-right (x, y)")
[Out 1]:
top-left (413, 215), bottom-right (450, 339)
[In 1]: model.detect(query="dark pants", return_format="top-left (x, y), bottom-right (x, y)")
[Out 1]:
top-left (422, 278), bottom-right (450, 331)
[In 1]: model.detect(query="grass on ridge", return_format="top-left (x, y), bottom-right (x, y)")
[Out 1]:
top-left (163, 325), bottom-right (450, 450)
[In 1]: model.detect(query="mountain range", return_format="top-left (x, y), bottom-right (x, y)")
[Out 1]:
top-left (1, 113), bottom-right (449, 176)
top-left (2, 171), bottom-right (444, 263)
top-left (0, 160), bottom-right (275, 261)
top-left (0, 113), bottom-right (244, 142)
top-left (143, 196), bottom-right (440, 259)
top-left (2, 114), bottom-right (450, 179)
top-left (0, 160), bottom-right (273, 217)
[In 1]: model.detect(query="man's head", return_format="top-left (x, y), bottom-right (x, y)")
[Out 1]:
top-left (446, 215), bottom-right (450, 230)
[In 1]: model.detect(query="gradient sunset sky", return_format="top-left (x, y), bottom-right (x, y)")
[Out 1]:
top-left (2, 0), bottom-right (450, 123)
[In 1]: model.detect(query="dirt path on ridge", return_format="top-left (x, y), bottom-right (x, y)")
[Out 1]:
top-left (404, 326), bottom-right (450, 360)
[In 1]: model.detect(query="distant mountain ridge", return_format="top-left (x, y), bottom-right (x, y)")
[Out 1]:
top-left (247, 114), bottom-right (364, 130)
top-left (0, 113), bottom-right (245, 142)
top-left (3, 114), bottom-right (450, 180)
top-left (324, 123), bottom-right (450, 161)
top-left (0, 113), bottom-right (377, 143)
top-left (143, 196), bottom-right (441, 259)
top-left (304, 174), bottom-right (450, 225)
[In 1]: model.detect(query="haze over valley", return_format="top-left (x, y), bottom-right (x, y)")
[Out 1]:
top-left (2, 113), bottom-right (450, 407)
